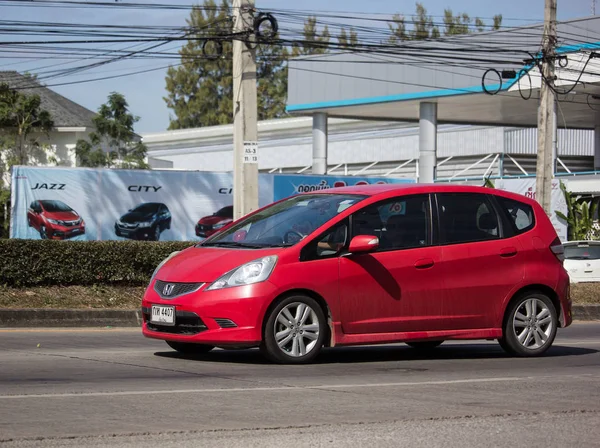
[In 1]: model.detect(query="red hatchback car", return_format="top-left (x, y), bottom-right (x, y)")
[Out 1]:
top-left (195, 205), bottom-right (233, 238)
top-left (27, 200), bottom-right (85, 240)
top-left (142, 184), bottom-right (572, 364)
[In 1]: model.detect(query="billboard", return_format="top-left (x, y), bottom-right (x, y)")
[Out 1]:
top-left (272, 174), bottom-right (413, 202)
top-left (10, 166), bottom-right (274, 241)
top-left (11, 167), bottom-right (413, 241)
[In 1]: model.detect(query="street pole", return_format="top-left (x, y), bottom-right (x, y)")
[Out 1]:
top-left (536, 0), bottom-right (557, 216)
top-left (232, 0), bottom-right (258, 220)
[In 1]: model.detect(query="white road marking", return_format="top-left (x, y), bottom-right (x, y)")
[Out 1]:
top-left (0, 374), bottom-right (597, 400)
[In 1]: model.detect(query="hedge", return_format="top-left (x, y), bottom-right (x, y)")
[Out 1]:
top-left (0, 239), bottom-right (195, 287)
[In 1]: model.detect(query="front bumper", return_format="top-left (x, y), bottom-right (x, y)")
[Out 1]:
top-left (141, 280), bottom-right (278, 347)
top-left (48, 224), bottom-right (85, 240)
top-left (115, 223), bottom-right (155, 240)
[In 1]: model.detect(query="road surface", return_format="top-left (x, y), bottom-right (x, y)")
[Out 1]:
top-left (0, 323), bottom-right (599, 447)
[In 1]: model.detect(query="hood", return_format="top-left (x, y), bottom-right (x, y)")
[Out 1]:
top-left (198, 215), bottom-right (232, 226)
top-left (155, 246), bottom-right (284, 283)
top-left (120, 211), bottom-right (155, 223)
top-left (44, 211), bottom-right (79, 221)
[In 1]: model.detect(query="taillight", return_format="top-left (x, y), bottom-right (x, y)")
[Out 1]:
top-left (550, 237), bottom-right (565, 262)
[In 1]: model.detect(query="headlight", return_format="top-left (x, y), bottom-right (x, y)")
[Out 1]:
top-left (206, 256), bottom-right (277, 291)
top-left (149, 251), bottom-right (181, 284)
top-left (47, 219), bottom-right (63, 225)
top-left (213, 222), bottom-right (227, 230)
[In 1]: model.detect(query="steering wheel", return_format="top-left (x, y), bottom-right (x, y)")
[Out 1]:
top-left (283, 229), bottom-right (304, 245)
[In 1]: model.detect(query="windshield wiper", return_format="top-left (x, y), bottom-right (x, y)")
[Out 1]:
top-left (201, 241), bottom-right (266, 249)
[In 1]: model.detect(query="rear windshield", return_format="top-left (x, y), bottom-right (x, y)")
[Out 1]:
top-left (564, 244), bottom-right (600, 260)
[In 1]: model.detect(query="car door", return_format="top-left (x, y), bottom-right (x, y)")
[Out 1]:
top-left (338, 194), bottom-right (447, 334)
top-left (436, 193), bottom-right (524, 330)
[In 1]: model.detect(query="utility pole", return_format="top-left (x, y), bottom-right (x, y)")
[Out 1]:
top-left (232, 0), bottom-right (258, 220)
top-left (536, 0), bottom-right (557, 216)
top-left (593, 0), bottom-right (596, 15)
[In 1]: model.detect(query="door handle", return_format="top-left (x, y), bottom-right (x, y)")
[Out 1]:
top-left (500, 247), bottom-right (518, 257)
top-left (414, 258), bottom-right (435, 269)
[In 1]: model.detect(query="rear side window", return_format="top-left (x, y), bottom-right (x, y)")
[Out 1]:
top-left (496, 196), bottom-right (535, 234)
top-left (437, 193), bottom-right (500, 244)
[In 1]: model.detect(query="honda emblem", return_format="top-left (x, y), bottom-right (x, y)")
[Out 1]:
top-left (163, 284), bottom-right (175, 296)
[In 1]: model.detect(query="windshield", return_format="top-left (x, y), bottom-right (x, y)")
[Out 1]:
top-left (202, 194), bottom-right (366, 248)
top-left (564, 244), bottom-right (600, 260)
top-left (132, 203), bottom-right (160, 214)
top-left (40, 200), bottom-right (72, 212)
top-left (215, 206), bottom-right (233, 218)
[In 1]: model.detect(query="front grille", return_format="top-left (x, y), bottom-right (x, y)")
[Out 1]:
top-left (197, 224), bottom-right (210, 231)
top-left (214, 318), bottom-right (237, 328)
top-left (154, 280), bottom-right (204, 299)
top-left (64, 219), bottom-right (80, 226)
top-left (142, 307), bottom-right (207, 335)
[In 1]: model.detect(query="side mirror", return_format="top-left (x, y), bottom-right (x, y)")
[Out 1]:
top-left (348, 235), bottom-right (379, 254)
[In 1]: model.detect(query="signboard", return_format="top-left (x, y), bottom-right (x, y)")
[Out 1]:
top-left (10, 166), bottom-right (274, 241)
top-left (272, 174), bottom-right (414, 202)
top-left (243, 141), bottom-right (258, 164)
top-left (495, 178), bottom-right (568, 241)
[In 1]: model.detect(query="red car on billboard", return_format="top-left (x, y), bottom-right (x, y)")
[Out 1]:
top-left (27, 200), bottom-right (85, 240)
top-left (195, 205), bottom-right (233, 238)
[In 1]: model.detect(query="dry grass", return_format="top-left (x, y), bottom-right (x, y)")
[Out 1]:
top-left (0, 283), bottom-right (598, 310)
top-left (570, 283), bottom-right (600, 304)
top-left (0, 285), bottom-right (145, 309)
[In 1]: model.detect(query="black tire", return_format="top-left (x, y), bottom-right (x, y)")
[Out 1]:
top-left (261, 295), bottom-right (327, 364)
top-left (167, 218), bottom-right (171, 230)
top-left (40, 225), bottom-right (48, 239)
top-left (153, 225), bottom-right (160, 241)
top-left (499, 291), bottom-right (558, 357)
top-left (166, 341), bottom-right (214, 355)
top-left (406, 341), bottom-right (443, 350)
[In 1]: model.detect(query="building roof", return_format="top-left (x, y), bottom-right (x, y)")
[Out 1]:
top-left (0, 71), bottom-right (96, 129)
top-left (286, 16), bottom-right (600, 130)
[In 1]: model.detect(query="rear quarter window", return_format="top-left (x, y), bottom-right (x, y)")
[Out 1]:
top-left (496, 196), bottom-right (535, 234)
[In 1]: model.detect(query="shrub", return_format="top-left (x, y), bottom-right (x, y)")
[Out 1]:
top-left (0, 239), bottom-right (194, 287)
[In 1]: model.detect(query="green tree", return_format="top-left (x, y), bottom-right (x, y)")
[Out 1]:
top-left (337, 27), bottom-right (359, 49)
top-left (291, 16), bottom-right (331, 56)
top-left (556, 181), bottom-right (598, 240)
top-left (75, 92), bottom-right (148, 169)
top-left (388, 2), bottom-right (503, 43)
top-left (0, 82), bottom-right (54, 170)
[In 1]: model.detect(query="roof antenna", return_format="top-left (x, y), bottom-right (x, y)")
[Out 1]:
top-left (483, 175), bottom-right (495, 188)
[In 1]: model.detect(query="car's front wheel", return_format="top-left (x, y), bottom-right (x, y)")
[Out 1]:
top-left (153, 225), bottom-right (160, 241)
top-left (499, 292), bottom-right (557, 357)
top-left (166, 341), bottom-right (214, 355)
top-left (40, 225), bottom-right (48, 239)
top-left (261, 295), bottom-right (327, 364)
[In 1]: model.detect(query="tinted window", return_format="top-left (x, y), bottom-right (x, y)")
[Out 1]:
top-left (301, 220), bottom-right (349, 261)
top-left (352, 195), bottom-right (430, 251)
top-left (438, 193), bottom-right (499, 244)
top-left (564, 244), bottom-right (600, 260)
top-left (40, 200), bottom-right (72, 212)
top-left (496, 196), bottom-right (535, 234)
top-left (215, 206), bottom-right (233, 218)
top-left (132, 203), bottom-right (160, 214)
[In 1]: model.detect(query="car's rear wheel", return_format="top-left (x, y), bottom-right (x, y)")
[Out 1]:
top-left (166, 341), bottom-right (214, 355)
top-left (499, 292), bottom-right (557, 357)
top-left (261, 295), bottom-right (327, 364)
top-left (406, 341), bottom-right (443, 351)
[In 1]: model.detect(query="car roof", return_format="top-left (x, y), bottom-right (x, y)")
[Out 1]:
top-left (309, 183), bottom-right (536, 203)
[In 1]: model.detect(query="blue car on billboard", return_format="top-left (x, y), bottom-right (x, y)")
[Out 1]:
top-left (115, 202), bottom-right (171, 241)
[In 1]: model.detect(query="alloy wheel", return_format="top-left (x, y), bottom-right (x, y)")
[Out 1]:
top-left (512, 298), bottom-right (554, 350)
top-left (273, 302), bottom-right (320, 357)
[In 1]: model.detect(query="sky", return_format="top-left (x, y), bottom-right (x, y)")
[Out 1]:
top-left (0, 0), bottom-right (596, 134)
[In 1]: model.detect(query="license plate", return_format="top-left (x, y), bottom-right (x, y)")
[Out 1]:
top-left (151, 305), bottom-right (175, 325)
